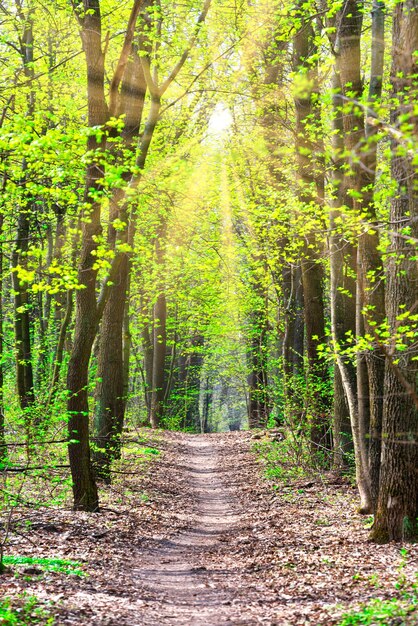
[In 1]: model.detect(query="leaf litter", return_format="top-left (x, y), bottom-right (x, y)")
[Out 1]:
top-left (1, 431), bottom-right (417, 625)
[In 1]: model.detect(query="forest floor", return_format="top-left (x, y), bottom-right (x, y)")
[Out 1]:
top-left (1, 430), bottom-right (418, 625)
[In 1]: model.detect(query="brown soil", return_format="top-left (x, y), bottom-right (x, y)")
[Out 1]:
top-left (1, 431), bottom-right (417, 625)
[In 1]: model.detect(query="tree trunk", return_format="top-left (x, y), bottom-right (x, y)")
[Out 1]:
top-left (332, 367), bottom-right (352, 470)
top-left (122, 274), bottom-right (132, 411)
top-left (335, 0), bottom-right (386, 511)
top-left (93, 255), bottom-right (128, 479)
top-left (142, 316), bottom-right (154, 418)
top-left (293, 6), bottom-right (331, 458)
top-left (201, 376), bottom-right (212, 433)
top-left (330, 0), bottom-right (378, 511)
top-left (183, 336), bottom-right (204, 430)
top-left (67, 1), bottom-right (108, 511)
top-left (150, 292), bottom-right (167, 428)
top-left (47, 289), bottom-right (73, 406)
top-left (282, 262), bottom-right (304, 427)
top-left (12, 10), bottom-right (35, 413)
top-left (12, 178), bottom-right (35, 412)
top-left (93, 43), bottom-right (147, 473)
top-left (372, 0), bottom-right (418, 541)
top-left (248, 261), bottom-right (270, 429)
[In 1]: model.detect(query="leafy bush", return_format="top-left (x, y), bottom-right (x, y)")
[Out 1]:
top-left (253, 436), bottom-right (308, 484)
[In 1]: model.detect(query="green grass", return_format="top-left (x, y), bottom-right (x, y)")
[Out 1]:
top-left (0, 595), bottom-right (54, 625)
top-left (140, 447), bottom-right (160, 456)
top-left (338, 598), bottom-right (418, 625)
top-left (338, 587), bottom-right (418, 625)
top-left (121, 444), bottom-right (160, 458)
top-left (2, 556), bottom-right (85, 576)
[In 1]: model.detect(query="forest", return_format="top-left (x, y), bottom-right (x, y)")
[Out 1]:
top-left (0, 0), bottom-right (417, 623)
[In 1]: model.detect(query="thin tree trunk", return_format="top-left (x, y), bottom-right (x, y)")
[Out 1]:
top-left (183, 335), bottom-right (204, 430)
top-left (330, 0), bottom-right (375, 511)
top-left (358, 0), bottom-right (386, 509)
top-left (332, 367), bottom-right (352, 469)
top-left (281, 263), bottom-right (304, 431)
top-left (12, 169), bottom-right (35, 412)
top-left (0, 212), bottom-right (4, 462)
top-left (248, 261), bottom-right (270, 429)
top-left (327, 49), bottom-right (355, 473)
top-left (47, 289), bottom-right (73, 406)
top-left (142, 317), bottom-right (153, 417)
top-left (150, 293), bottom-right (167, 428)
top-left (12, 8), bottom-right (35, 413)
top-left (201, 376), bottom-right (212, 433)
top-left (122, 274), bottom-right (132, 409)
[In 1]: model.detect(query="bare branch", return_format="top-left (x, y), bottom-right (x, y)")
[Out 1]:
top-left (160, 0), bottom-right (212, 95)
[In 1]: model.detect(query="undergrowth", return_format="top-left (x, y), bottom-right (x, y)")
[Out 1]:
top-left (253, 435), bottom-right (310, 484)
top-left (0, 595), bottom-right (55, 625)
top-left (338, 594), bottom-right (418, 625)
top-left (338, 555), bottom-right (418, 626)
top-left (2, 556), bottom-right (84, 576)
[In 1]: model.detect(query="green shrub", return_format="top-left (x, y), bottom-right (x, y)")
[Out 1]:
top-left (254, 437), bottom-right (307, 484)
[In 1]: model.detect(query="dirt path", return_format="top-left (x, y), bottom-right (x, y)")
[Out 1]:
top-left (132, 436), bottom-right (243, 624)
top-left (2, 431), bottom-right (418, 625)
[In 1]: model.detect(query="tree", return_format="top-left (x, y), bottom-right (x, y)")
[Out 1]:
top-left (292, 2), bottom-right (331, 458)
top-left (11, 3), bottom-right (36, 412)
top-left (371, 0), bottom-right (418, 542)
top-left (67, 0), bottom-right (143, 510)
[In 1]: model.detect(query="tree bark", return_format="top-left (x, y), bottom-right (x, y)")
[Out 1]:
top-left (12, 8), bottom-right (35, 413)
top-left (150, 292), bottom-right (167, 428)
top-left (282, 263), bottom-right (304, 430)
top-left (293, 6), bottom-right (331, 458)
top-left (67, 0), bottom-right (108, 511)
top-left (372, 0), bottom-right (418, 541)
top-left (330, 0), bottom-right (376, 511)
top-left (182, 335), bottom-right (204, 430)
top-left (47, 289), bottom-right (73, 406)
top-left (247, 260), bottom-right (270, 429)
top-left (93, 255), bottom-right (128, 479)
top-left (93, 46), bottom-right (147, 476)
top-left (12, 198), bottom-right (35, 412)
top-left (201, 376), bottom-right (212, 433)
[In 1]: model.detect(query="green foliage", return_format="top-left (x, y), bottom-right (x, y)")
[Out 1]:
top-left (253, 437), bottom-right (307, 484)
top-left (338, 594), bottom-right (418, 626)
top-left (140, 447), bottom-right (160, 456)
top-left (0, 595), bottom-right (55, 625)
top-left (340, 554), bottom-right (418, 625)
top-left (2, 556), bottom-right (85, 577)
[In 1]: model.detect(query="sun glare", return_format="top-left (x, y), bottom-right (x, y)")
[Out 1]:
top-left (208, 103), bottom-right (233, 137)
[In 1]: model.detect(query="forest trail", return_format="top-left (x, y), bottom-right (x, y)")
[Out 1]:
top-left (3, 431), bottom-right (418, 625)
top-left (132, 436), bottom-right (244, 624)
